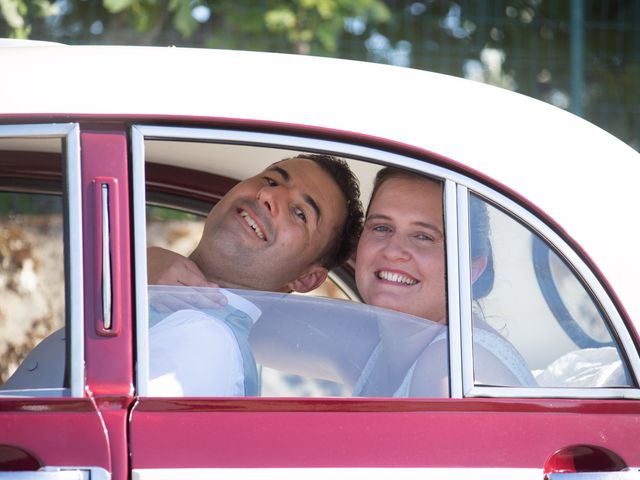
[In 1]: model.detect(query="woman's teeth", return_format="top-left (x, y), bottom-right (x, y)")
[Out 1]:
top-left (377, 270), bottom-right (417, 285)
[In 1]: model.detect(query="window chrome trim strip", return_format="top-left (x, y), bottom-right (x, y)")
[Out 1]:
top-left (64, 124), bottom-right (84, 398)
top-left (132, 467), bottom-right (542, 480)
top-left (132, 125), bottom-right (461, 181)
top-left (131, 126), bottom-right (150, 396)
top-left (131, 125), bottom-right (640, 399)
top-left (456, 186), bottom-right (475, 396)
top-left (444, 180), bottom-right (462, 398)
top-left (468, 385), bottom-right (640, 400)
top-left (0, 123), bottom-right (83, 398)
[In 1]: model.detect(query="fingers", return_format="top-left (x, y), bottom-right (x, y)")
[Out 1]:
top-left (147, 247), bottom-right (227, 312)
top-left (147, 246), bottom-right (214, 287)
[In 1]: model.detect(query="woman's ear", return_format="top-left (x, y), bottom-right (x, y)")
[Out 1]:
top-left (286, 265), bottom-right (328, 293)
top-left (471, 255), bottom-right (488, 284)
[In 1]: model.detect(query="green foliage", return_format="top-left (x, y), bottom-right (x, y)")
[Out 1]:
top-left (206, 0), bottom-right (390, 54)
top-left (0, 0), bottom-right (389, 54)
top-left (169, 0), bottom-right (197, 37)
top-left (0, 0), bottom-right (58, 38)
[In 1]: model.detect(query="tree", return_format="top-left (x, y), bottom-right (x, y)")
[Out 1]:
top-left (0, 0), bottom-right (390, 56)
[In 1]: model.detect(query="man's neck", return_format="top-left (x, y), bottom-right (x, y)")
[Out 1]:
top-left (189, 249), bottom-right (278, 291)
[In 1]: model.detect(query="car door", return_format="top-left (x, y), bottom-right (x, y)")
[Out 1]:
top-left (128, 125), bottom-right (640, 480)
top-left (0, 123), bottom-right (133, 480)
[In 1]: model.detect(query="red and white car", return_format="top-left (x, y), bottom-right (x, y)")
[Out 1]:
top-left (0, 42), bottom-right (639, 480)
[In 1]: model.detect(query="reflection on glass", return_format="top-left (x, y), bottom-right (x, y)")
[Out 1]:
top-left (146, 285), bottom-right (448, 398)
top-left (468, 194), bottom-right (537, 388)
top-left (470, 193), bottom-right (632, 389)
top-left (548, 251), bottom-right (610, 343)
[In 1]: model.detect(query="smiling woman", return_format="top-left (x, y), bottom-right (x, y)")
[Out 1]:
top-left (356, 169), bottom-right (446, 323)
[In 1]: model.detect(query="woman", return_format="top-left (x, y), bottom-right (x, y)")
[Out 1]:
top-left (351, 167), bottom-right (535, 396)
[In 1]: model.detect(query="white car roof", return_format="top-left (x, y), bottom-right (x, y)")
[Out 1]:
top-left (1, 44), bottom-right (639, 325)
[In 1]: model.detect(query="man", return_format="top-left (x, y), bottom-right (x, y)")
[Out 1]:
top-left (146, 153), bottom-right (363, 396)
top-left (2, 154), bottom-right (363, 397)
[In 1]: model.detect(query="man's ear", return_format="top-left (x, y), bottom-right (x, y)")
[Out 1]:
top-left (471, 255), bottom-right (488, 284)
top-left (286, 265), bottom-right (328, 293)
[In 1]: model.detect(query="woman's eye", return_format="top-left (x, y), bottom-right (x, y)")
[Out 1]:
top-left (372, 225), bottom-right (391, 233)
top-left (415, 233), bottom-right (433, 242)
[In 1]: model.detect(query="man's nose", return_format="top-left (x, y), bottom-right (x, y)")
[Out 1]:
top-left (256, 186), bottom-right (283, 217)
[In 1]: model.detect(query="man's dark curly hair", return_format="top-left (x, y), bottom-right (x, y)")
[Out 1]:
top-left (293, 153), bottom-right (364, 270)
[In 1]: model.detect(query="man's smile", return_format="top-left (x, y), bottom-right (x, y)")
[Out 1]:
top-left (239, 209), bottom-right (267, 241)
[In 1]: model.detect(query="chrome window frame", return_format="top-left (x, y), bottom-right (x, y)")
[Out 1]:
top-left (0, 123), bottom-right (83, 398)
top-left (131, 125), bottom-right (640, 400)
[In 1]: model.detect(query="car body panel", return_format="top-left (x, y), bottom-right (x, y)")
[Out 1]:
top-left (129, 398), bottom-right (640, 468)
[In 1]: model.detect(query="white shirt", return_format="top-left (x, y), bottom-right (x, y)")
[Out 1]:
top-left (147, 287), bottom-right (262, 397)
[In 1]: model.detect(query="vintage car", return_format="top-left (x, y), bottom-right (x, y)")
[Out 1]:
top-left (0, 42), bottom-right (639, 480)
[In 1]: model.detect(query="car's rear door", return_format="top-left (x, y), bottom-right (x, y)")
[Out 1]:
top-left (128, 126), bottom-right (640, 480)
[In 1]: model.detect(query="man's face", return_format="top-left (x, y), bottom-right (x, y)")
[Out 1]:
top-left (194, 158), bottom-right (347, 291)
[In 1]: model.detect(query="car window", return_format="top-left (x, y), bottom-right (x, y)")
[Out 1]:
top-left (469, 193), bottom-right (633, 389)
top-left (0, 126), bottom-right (82, 397)
top-left (0, 191), bottom-right (65, 390)
top-left (136, 129), bottom-right (452, 398)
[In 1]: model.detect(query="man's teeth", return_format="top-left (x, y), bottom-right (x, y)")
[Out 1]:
top-left (377, 270), bottom-right (417, 285)
top-left (240, 211), bottom-right (266, 240)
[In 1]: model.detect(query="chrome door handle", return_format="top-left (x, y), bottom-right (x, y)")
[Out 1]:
top-left (93, 177), bottom-right (120, 337)
top-left (101, 183), bottom-right (112, 330)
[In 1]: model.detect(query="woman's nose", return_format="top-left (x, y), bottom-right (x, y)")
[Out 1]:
top-left (382, 235), bottom-right (410, 261)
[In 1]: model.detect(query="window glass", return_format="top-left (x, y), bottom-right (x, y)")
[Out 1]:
top-left (142, 138), bottom-right (450, 398)
top-left (0, 191), bottom-right (65, 390)
top-left (469, 193), bottom-right (632, 388)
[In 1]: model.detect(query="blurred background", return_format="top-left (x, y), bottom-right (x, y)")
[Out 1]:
top-left (1, 0), bottom-right (638, 150)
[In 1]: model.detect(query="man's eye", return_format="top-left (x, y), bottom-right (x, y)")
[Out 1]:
top-left (295, 208), bottom-right (307, 223)
top-left (264, 176), bottom-right (278, 187)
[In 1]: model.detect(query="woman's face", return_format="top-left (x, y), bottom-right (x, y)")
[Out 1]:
top-left (355, 175), bottom-right (446, 323)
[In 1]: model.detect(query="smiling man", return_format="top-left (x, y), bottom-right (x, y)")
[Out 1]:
top-left (145, 153), bottom-right (364, 396)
